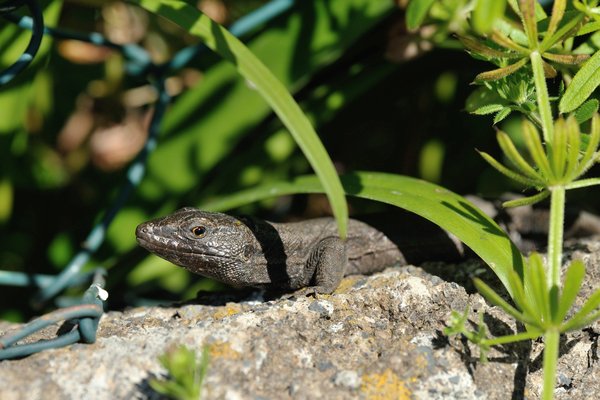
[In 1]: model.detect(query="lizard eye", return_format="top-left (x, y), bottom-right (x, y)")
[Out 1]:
top-left (191, 226), bottom-right (206, 237)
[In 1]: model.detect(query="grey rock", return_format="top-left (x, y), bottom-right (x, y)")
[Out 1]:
top-left (333, 370), bottom-right (361, 389)
top-left (2, 236), bottom-right (600, 399)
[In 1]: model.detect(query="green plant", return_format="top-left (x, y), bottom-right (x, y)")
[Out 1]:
top-left (407, 0), bottom-right (600, 398)
top-left (150, 345), bottom-right (210, 400)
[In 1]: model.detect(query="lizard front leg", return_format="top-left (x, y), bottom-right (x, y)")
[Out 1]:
top-left (303, 237), bottom-right (347, 294)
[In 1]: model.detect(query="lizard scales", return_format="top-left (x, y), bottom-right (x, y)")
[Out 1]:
top-left (135, 207), bottom-right (464, 294)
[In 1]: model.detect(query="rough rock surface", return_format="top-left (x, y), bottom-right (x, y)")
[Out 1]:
top-left (2, 237), bottom-right (600, 399)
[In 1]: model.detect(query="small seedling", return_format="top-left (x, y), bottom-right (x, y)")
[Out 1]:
top-left (150, 345), bottom-right (210, 400)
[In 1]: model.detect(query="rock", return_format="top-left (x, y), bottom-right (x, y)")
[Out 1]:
top-left (2, 237), bottom-right (600, 399)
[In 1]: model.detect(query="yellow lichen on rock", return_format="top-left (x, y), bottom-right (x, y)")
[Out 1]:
top-left (361, 369), bottom-right (412, 400)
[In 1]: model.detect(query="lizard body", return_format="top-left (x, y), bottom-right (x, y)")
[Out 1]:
top-left (135, 208), bottom-right (463, 293)
top-left (136, 204), bottom-right (600, 294)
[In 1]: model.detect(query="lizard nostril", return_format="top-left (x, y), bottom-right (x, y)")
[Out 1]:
top-left (136, 224), bottom-right (149, 237)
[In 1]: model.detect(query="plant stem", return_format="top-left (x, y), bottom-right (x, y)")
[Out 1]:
top-left (483, 330), bottom-right (542, 346)
top-left (542, 330), bottom-right (560, 400)
top-left (548, 186), bottom-right (565, 288)
top-left (530, 51), bottom-right (554, 143)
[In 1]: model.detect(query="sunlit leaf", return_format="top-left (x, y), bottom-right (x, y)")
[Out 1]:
top-left (550, 118), bottom-right (567, 178)
top-left (574, 99), bottom-right (599, 124)
top-left (522, 119), bottom-right (554, 180)
top-left (479, 151), bottom-right (541, 186)
top-left (544, 11), bottom-right (584, 48)
top-left (519, 0), bottom-right (538, 48)
top-left (555, 260), bottom-right (585, 323)
top-left (559, 49), bottom-right (600, 113)
top-left (470, 104), bottom-right (505, 115)
top-left (502, 190), bottom-right (549, 208)
top-left (494, 107), bottom-right (512, 124)
top-left (473, 278), bottom-right (534, 324)
top-left (562, 288), bottom-right (600, 331)
top-left (526, 253), bottom-right (550, 323)
top-left (496, 130), bottom-right (542, 180)
top-left (542, 0), bottom-right (566, 46)
top-left (565, 116), bottom-right (581, 180)
top-left (507, 269), bottom-right (539, 322)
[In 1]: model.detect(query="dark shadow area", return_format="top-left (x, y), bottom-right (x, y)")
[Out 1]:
top-left (238, 216), bottom-right (291, 288)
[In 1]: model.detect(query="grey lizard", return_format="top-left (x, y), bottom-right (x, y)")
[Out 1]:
top-left (135, 203), bottom-right (600, 294)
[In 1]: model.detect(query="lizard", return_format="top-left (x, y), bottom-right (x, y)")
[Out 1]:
top-left (135, 202), bottom-right (600, 294)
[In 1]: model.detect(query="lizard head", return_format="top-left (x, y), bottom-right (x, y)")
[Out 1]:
top-left (135, 208), bottom-right (257, 286)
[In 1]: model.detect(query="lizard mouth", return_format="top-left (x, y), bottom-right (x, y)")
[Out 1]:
top-left (135, 229), bottom-right (232, 260)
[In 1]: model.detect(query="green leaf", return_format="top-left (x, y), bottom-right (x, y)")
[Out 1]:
top-left (575, 113), bottom-right (600, 176)
top-left (459, 35), bottom-right (519, 59)
top-left (564, 178), bottom-right (600, 190)
top-left (564, 116), bottom-right (581, 180)
top-left (519, 0), bottom-right (538, 48)
top-left (560, 50), bottom-right (600, 114)
top-left (525, 253), bottom-right (550, 323)
top-left (522, 118), bottom-right (554, 180)
top-left (406, 0), bottom-right (436, 30)
top-left (550, 118), bottom-right (568, 178)
top-left (490, 30), bottom-right (529, 53)
top-left (543, 52), bottom-right (589, 65)
top-left (555, 260), bottom-right (585, 323)
top-left (543, 11), bottom-right (584, 50)
top-left (472, 0), bottom-right (507, 34)
top-left (470, 104), bottom-right (506, 115)
top-left (494, 107), bottom-right (512, 124)
top-left (577, 21), bottom-right (600, 36)
top-left (479, 151), bottom-right (542, 186)
top-left (134, 0), bottom-right (349, 238)
top-left (473, 278), bottom-right (534, 324)
top-left (496, 130), bottom-right (542, 181)
top-left (199, 172), bottom-right (525, 296)
top-left (562, 288), bottom-right (600, 331)
top-left (502, 190), bottom-right (549, 207)
top-left (541, 0), bottom-right (566, 48)
top-left (465, 86), bottom-right (508, 113)
top-left (475, 58), bottom-right (529, 82)
top-left (507, 269), bottom-right (540, 323)
top-left (574, 99), bottom-right (599, 124)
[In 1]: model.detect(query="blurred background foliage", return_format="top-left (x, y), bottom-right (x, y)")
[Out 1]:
top-left (2, 0), bottom-right (595, 321)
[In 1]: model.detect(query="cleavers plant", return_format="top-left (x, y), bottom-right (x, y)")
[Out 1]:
top-left (410, 0), bottom-right (600, 399)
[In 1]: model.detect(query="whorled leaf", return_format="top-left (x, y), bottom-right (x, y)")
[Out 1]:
top-left (574, 98), bottom-right (599, 124)
top-left (555, 260), bottom-right (585, 323)
top-left (475, 58), bottom-right (529, 82)
top-left (560, 50), bottom-right (600, 113)
top-left (494, 107), bottom-right (513, 124)
top-left (543, 52), bottom-right (589, 65)
top-left (458, 35), bottom-right (519, 59)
